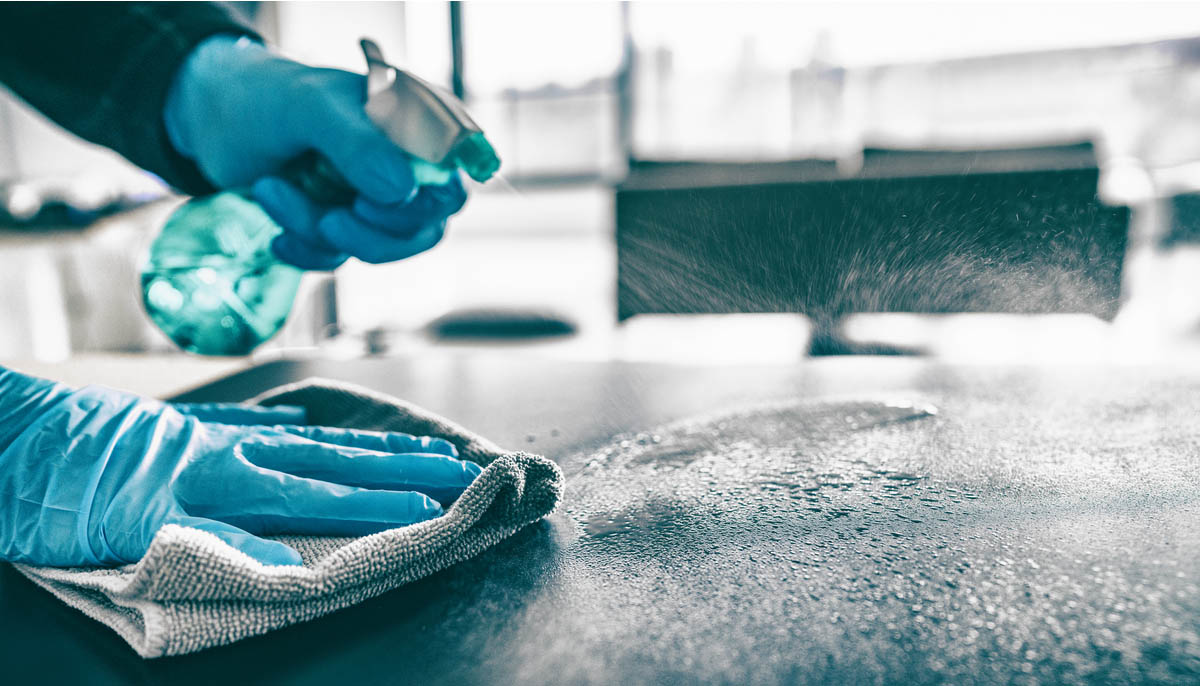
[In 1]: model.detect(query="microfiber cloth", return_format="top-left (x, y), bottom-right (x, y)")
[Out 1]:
top-left (12, 378), bottom-right (563, 658)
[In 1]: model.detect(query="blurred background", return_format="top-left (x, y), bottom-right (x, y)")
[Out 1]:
top-left (6, 1), bottom-right (1200, 391)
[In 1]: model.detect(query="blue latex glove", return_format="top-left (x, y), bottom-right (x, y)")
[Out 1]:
top-left (0, 368), bottom-right (482, 567)
top-left (164, 35), bottom-right (468, 270)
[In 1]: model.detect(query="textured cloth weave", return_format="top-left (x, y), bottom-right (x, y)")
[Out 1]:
top-left (13, 379), bottom-right (563, 658)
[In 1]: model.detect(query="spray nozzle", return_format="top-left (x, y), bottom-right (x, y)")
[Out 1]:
top-left (360, 39), bottom-right (500, 183)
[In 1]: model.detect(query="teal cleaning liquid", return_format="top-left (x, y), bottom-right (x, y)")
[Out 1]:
top-left (141, 191), bottom-right (301, 356)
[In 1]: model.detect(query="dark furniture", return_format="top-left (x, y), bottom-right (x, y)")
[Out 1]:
top-left (615, 144), bottom-right (1131, 352)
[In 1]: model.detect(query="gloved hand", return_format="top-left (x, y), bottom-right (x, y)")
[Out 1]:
top-left (0, 368), bottom-right (482, 567)
top-left (163, 35), bottom-right (468, 270)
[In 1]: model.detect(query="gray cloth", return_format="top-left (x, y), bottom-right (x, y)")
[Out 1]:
top-left (13, 378), bottom-right (563, 658)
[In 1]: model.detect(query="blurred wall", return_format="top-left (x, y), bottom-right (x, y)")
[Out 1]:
top-left (0, 85), bottom-right (151, 185)
top-left (4, 2), bottom-right (1200, 361)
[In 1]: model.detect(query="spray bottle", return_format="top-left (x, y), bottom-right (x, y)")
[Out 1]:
top-left (141, 39), bottom-right (500, 356)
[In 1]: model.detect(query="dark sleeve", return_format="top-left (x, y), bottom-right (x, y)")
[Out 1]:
top-left (0, 2), bottom-right (260, 194)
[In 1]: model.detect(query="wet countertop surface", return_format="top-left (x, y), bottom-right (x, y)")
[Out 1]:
top-left (3, 355), bottom-right (1199, 684)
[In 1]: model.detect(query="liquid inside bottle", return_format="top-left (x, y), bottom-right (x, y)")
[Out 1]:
top-left (141, 191), bottom-right (302, 356)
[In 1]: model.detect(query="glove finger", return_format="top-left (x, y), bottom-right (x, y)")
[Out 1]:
top-left (302, 74), bottom-right (419, 205)
top-left (246, 441), bottom-right (480, 503)
top-left (252, 175), bottom-right (320, 236)
top-left (421, 174), bottom-right (469, 216)
top-left (317, 210), bottom-right (446, 264)
top-left (351, 175), bottom-right (468, 233)
top-left (172, 402), bottom-right (308, 426)
top-left (252, 176), bottom-right (348, 270)
top-left (276, 424), bottom-right (459, 456)
top-left (174, 516), bottom-right (304, 566)
top-left (223, 468), bottom-right (447, 535)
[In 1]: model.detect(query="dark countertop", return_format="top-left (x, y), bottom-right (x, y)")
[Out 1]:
top-left (3, 354), bottom-right (1199, 684)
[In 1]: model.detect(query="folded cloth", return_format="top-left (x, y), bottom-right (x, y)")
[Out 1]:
top-left (13, 379), bottom-right (563, 658)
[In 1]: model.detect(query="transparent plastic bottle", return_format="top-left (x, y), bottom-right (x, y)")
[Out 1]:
top-left (141, 191), bottom-right (302, 356)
